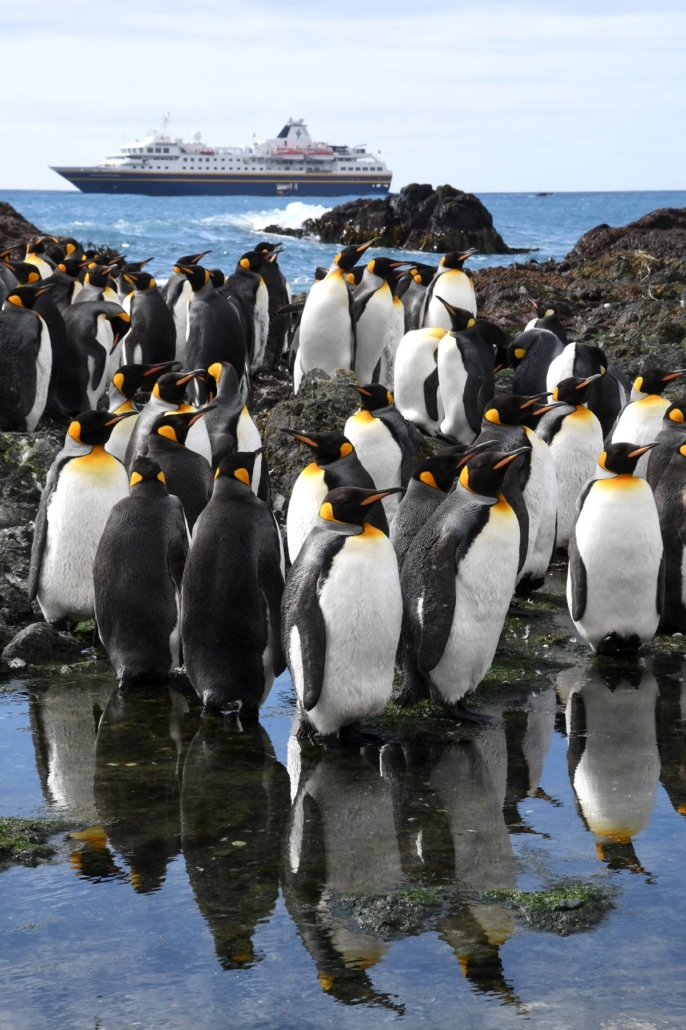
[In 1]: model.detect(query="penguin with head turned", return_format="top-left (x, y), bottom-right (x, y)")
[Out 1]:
top-left (115, 257), bottom-right (153, 304)
top-left (421, 250), bottom-right (477, 328)
top-left (252, 241), bottom-right (291, 367)
top-left (398, 448), bottom-right (527, 716)
top-left (61, 300), bottom-right (130, 411)
top-left (220, 250), bottom-right (270, 371)
top-left (28, 409), bottom-right (136, 627)
top-left (0, 283), bottom-right (53, 431)
top-left (524, 299), bottom-right (569, 344)
top-left (653, 442), bottom-right (686, 633)
top-left (393, 325), bottom-right (446, 435)
top-left (294, 240), bottom-right (377, 394)
top-left (378, 266), bottom-right (407, 389)
top-left (124, 368), bottom-right (202, 469)
top-left (25, 236), bottom-right (58, 279)
top-left (399, 263), bottom-right (437, 332)
top-left (545, 341), bottom-right (630, 438)
top-left (568, 442), bottom-right (664, 653)
top-left (352, 256), bottom-right (407, 385)
top-left (104, 360), bottom-right (179, 464)
top-left (611, 367), bottom-right (686, 477)
top-left (509, 326), bottom-right (565, 396)
top-left (283, 485), bottom-right (403, 748)
top-left (119, 270), bottom-right (176, 366)
top-left (284, 430), bottom-right (389, 563)
top-left (646, 400), bottom-right (686, 489)
top-left (160, 250), bottom-right (210, 366)
top-left (343, 383), bottom-right (417, 523)
top-left (94, 455), bottom-right (189, 686)
top-left (45, 257), bottom-right (86, 309)
top-left (202, 361), bottom-right (269, 500)
top-left (181, 449), bottom-right (286, 716)
top-left (72, 263), bottom-right (119, 304)
top-left (147, 409), bottom-right (215, 532)
top-left (435, 297), bottom-right (496, 445)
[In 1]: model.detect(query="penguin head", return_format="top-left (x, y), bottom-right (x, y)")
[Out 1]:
top-left (112, 361), bottom-right (180, 400)
top-left (331, 239), bottom-right (379, 274)
top-left (207, 361), bottom-right (240, 396)
top-left (551, 374), bottom-right (602, 405)
top-left (1, 260), bottom-right (42, 285)
top-left (411, 442), bottom-right (490, 493)
top-left (439, 249), bottom-right (477, 270)
top-left (351, 384), bottom-right (394, 411)
top-left (483, 395), bottom-right (546, 427)
top-left (208, 268), bottom-right (226, 288)
top-left (458, 447), bottom-right (530, 497)
top-left (597, 442), bottom-right (659, 476)
top-left (345, 266), bottom-right (365, 287)
top-left (58, 237), bottom-right (82, 259)
top-left (281, 430), bottom-right (354, 464)
top-left (3, 283), bottom-right (53, 310)
top-left (410, 264), bottom-right (438, 286)
top-left (175, 263), bottom-right (212, 291)
top-left (122, 271), bottom-right (156, 291)
top-left (129, 456), bottom-right (168, 494)
top-left (152, 370), bottom-right (203, 404)
top-left (237, 251), bottom-right (266, 273)
top-left (528, 298), bottom-right (559, 320)
top-left (508, 333), bottom-right (537, 367)
top-left (26, 235), bottom-right (57, 257)
top-left (120, 258), bottom-right (153, 273)
top-left (67, 409), bottom-right (136, 447)
top-left (435, 296), bottom-right (477, 332)
top-left (521, 399), bottom-right (568, 430)
top-left (84, 263), bottom-right (117, 289)
top-left (150, 405), bottom-right (216, 446)
top-left (665, 400), bottom-right (686, 424)
top-left (56, 257), bottom-right (86, 278)
top-left (364, 257), bottom-right (409, 284)
top-left (214, 448), bottom-right (264, 488)
top-left (106, 309), bottom-right (131, 348)
top-left (319, 486), bottom-right (403, 527)
top-left (314, 265), bottom-right (328, 282)
top-left (253, 241), bottom-right (279, 255)
top-left (172, 251), bottom-right (211, 276)
top-left (633, 368), bottom-right (686, 397)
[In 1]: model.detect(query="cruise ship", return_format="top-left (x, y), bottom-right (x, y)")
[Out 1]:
top-left (51, 118), bottom-right (392, 197)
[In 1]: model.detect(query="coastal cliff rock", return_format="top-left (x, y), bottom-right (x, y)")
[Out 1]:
top-left (0, 202), bottom-right (40, 255)
top-left (272, 184), bottom-right (521, 254)
top-left (562, 207), bottom-right (686, 266)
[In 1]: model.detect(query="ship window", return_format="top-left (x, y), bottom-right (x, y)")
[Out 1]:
top-left (163, 148), bottom-right (169, 153)
top-left (147, 148), bottom-right (153, 153)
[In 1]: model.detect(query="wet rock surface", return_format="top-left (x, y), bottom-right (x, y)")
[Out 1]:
top-left (2, 622), bottom-right (81, 664)
top-left (0, 201), bottom-right (40, 255)
top-left (479, 879), bottom-right (617, 936)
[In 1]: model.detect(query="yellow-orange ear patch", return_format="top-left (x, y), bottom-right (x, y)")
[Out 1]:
top-left (670, 408), bottom-right (685, 422)
top-left (419, 471), bottom-right (439, 489)
top-left (320, 501), bottom-right (335, 521)
top-left (157, 470), bottom-right (166, 483)
top-left (339, 442), bottom-right (353, 457)
top-left (234, 468), bottom-right (250, 486)
top-left (130, 471), bottom-right (143, 486)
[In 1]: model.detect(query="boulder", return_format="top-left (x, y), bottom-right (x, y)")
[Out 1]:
top-left (563, 207), bottom-right (686, 266)
top-left (0, 202), bottom-right (40, 257)
top-left (2, 622), bottom-right (80, 664)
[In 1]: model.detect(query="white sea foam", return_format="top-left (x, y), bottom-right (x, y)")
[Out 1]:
top-left (199, 201), bottom-right (329, 233)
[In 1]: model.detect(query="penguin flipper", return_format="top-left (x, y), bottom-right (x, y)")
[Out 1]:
top-left (568, 527), bottom-right (587, 622)
top-left (166, 499), bottom-right (189, 590)
top-left (423, 366), bottom-right (440, 424)
top-left (27, 454), bottom-right (71, 601)
top-left (260, 542), bottom-right (287, 678)
top-left (377, 408), bottom-right (417, 486)
top-left (348, 287), bottom-right (358, 372)
top-left (657, 550), bottom-right (666, 618)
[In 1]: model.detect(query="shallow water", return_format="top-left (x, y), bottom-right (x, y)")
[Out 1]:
top-left (1, 572), bottom-right (685, 1029)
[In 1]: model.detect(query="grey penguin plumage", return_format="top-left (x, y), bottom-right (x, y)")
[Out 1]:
top-left (0, 283), bottom-right (53, 431)
top-left (93, 456), bottom-right (189, 686)
top-left (61, 300), bottom-right (130, 411)
top-left (181, 450), bottom-right (286, 715)
top-left (252, 241), bottom-right (291, 367)
top-left (161, 250), bottom-right (210, 367)
top-left (71, 263), bottom-right (119, 305)
top-left (179, 263), bottom-right (248, 403)
top-left (124, 368), bottom-right (202, 469)
top-left (545, 342), bottom-right (630, 438)
top-left (282, 486), bottom-right (403, 745)
top-left (119, 270), bottom-right (176, 366)
top-left (203, 361), bottom-right (269, 500)
top-left (399, 264), bottom-right (437, 332)
top-left (146, 409), bottom-right (215, 532)
top-left (219, 250), bottom-right (270, 370)
top-left (435, 298), bottom-right (496, 444)
top-left (509, 327), bottom-right (565, 396)
top-left (646, 400), bottom-right (686, 489)
top-left (524, 300), bottom-right (569, 344)
top-left (28, 409), bottom-right (135, 626)
top-left (653, 443), bottom-right (686, 633)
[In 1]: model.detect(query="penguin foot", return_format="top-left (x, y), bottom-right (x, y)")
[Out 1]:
top-left (441, 701), bottom-right (493, 726)
top-left (514, 575), bottom-right (546, 597)
top-left (596, 632), bottom-right (642, 655)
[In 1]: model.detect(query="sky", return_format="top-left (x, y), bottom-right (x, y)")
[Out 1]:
top-left (1, 0), bottom-right (685, 193)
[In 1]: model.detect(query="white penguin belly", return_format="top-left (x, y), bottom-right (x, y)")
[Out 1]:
top-left (105, 408), bottom-right (138, 463)
top-left (173, 286), bottom-right (190, 367)
top-left (286, 465), bottom-right (328, 563)
top-left (546, 344), bottom-right (577, 393)
top-left (343, 413), bottom-right (402, 520)
top-left (568, 477), bottom-right (663, 650)
top-left (236, 408), bottom-right (263, 495)
top-left (185, 418), bottom-right (212, 465)
top-left (526, 434), bottom-right (558, 580)
top-left (550, 409), bottom-right (603, 548)
top-left (302, 530), bottom-right (402, 735)
top-left (611, 397), bottom-right (669, 478)
top-left (394, 328), bottom-right (445, 434)
top-left (519, 427), bottom-right (549, 575)
top-left (297, 274), bottom-right (353, 390)
top-left (379, 298), bottom-right (405, 390)
top-left (437, 338), bottom-right (475, 444)
top-left (26, 317), bottom-right (52, 432)
top-left (431, 502), bottom-right (519, 703)
top-left (251, 281), bottom-right (270, 370)
top-left (424, 270), bottom-right (476, 327)
top-left (354, 286), bottom-right (393, 385)
top-left (38, 452), bottom-right (129, 623)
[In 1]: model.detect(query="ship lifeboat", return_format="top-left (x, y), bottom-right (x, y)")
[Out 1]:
top-left (305, 148), bottom-right (335, 162)
top-left (276, 148), bottom-right (305, 161)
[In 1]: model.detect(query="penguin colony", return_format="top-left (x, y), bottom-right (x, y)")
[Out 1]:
top-left (4, 232), bottom-right (683, 746)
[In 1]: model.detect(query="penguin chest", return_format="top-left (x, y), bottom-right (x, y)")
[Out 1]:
top-left (344, 413), bottom-right (402, 493)
top-left (355, 285), bottom-right (393, 379)
top-left (313, 529), bottom-right (402, 732)
top-left (437, 337), bottom-right (474, 443)
top-left (522, 428), bottom-right (552, 546)
top-left (286, 464), bottom-right (327, 562)
top-left (236, 408), bottom-right (262, 494)
top-left (26, 316), bottom-right (52, 433)
top-left (394, 329), bottom-right (445, 431)
top-left (185, 417), bottom-right (212, 465)
top-left (105, 402), bottom-right (138, 463)
top-left (550, 409), bottom-right (603, 545)
top-left (612, 396), bottom-right (669, 447)
top-left (431, 502), bottom-right (519, 702)
top-left (299, 272), bottom-right (353, 372)
top-left (252, 281), bottom-right (270, 365)
top-left (546, 343), bottom-right (577, 392)
top-left (426, 270), bottom-right (476, 326)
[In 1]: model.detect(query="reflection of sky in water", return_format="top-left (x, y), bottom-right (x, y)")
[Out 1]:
top-left (0, 652), bottom-right (684, 1029)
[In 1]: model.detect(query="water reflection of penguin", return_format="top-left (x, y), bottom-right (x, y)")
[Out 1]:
top-left (284, 744), bottom-right (404, 1011)
top-left (181, 717), bottom-right (289, 969)
top-left (655, 663), bottom-right (686, 819)
top-left (565, 662), bottom-right (659, 873)
top-left (502, 689), bottom-right (557, 831)
top-left (94, 684), bottom-right (198, 893)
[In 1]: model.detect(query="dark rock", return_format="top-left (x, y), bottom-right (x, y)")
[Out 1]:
top-left (563, 207), bottom-right (686, 266)
top-left (260, 224), bottom-right (305, 239)
top-left (290, 183), bottom-right (526, 254)
top-left (2, 622), bottom-right (80, 663)
top-left (0, 201), bottom-right (40, 257)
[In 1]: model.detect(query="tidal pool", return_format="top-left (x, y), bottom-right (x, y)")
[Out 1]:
top-left (0, 566), bottom-right (685, 1029)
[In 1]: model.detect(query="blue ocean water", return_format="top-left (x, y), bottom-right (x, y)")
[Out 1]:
top-left (2, 189), bottom-right (686, 287)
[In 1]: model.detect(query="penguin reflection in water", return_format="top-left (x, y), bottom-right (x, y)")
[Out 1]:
top-left (282, 487), bottom-right (403, 749)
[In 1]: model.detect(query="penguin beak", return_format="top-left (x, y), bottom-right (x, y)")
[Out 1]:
top-left (455, 440), bottom-right (494, 467)
top-left (359, 487), bottom-right (405, 505)
top-left (187, 404), bottom-right (217, 426)
top-left (252, 446), bottom-right (266, 456)
top-left (527, 297), bottom-right (538, 310)
top-left (104, 411), bottom-right (137, 426)
top-left (176, 369), bottom-right (205, 385)
top-left (576, 374), bottom-right (603, 388)
top-left (350, 385), bottom-right (373, 396)
top-left (520, 393), bottom-right (549, 408)
top-left (143, 361), bottom-right (180, 377)
top-left (532, 402), bottom-right (566, 415)
top-left (436, 295), bottom-right (456, 314)
top-left (492, 446), bottom-right (530, 469)
top-left (663, 370), bottom-right (686, 381)
top-left (627, 443), bottom-right (660, 457)
top-left (281, 429), bottom-right (318, 447)
top-left (357, 238), bottom-right (381, 252)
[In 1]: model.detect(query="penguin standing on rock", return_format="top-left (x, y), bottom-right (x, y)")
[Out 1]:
top-left (398, 448), bottom-right (527, 717)
top-left (393, 326), bottom-right (446, 435)
top-left (181, 450), bottom-right (286, 716)
top-left (282, 486), bottom-right (403, 748)
top-left (284, 431), bottom-right (389, 563)
top-left (435, 298), bottom-right (495, 445)
top-left (179, 263), bottom-right (248, 402)
top-left (62, 301), bottom-right (130, 411)
top-left (294, 240), bottom-right (376, 393)
top-left (646, 400), bottom-right (686, 488)
top-left (28, 409), bottom-right (136, 627)
top-left (378, 268), bottom-right (407, 389)
top-left (104, 361), bottom-right (179, 464)
top-left (202, 361), bottom-right (268, 499)
top-left (611, 368), bottom-right (686, 477)
top-left (253, 242), bottom-right (291, 367)
top-left (567, 442), bottom-right (664, 653)
top-left (352, 257), bottom-right (407, 385)
top-left (421, 250), bottom-right (477, 328)
top-left (343, 383), bottom-right (417, 522)
top-left (120, 271), bottom-right (176, 366)
top-left (147, 409), bottom-right (216, 532)
top-left (94, 456), bottom-right (189, 686)
top-left (161, 251), bottom-right (210, 366)
top-left (0, 284), bottom-right (53, 431)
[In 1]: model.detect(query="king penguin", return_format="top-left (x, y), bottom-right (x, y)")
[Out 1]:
top-left (62, 301), bottom-right (130, 411)
top-left (567, 442), bottom-right (664, 653)
top-left (161, 250), bottom-right (210, 367)
top-left (399, 264), bottom-right (437, 332)
top-left (653, 443), bottom-right (686, 633)
top-left (378, 267), bottom-right (407, 390)
top-left (398, 448), bottom-right (527, 716)
top-left (28, 409), bottom-right (136, 626)
top-left (536, 375), bottom-right (604, 550)
top-left (0, 283), bottom-right (53, 431)
top-left (343, 383), bottom-right (417, 522)
top-left (646, 400), bottom-right (686, 489)
top-left (178, 263), bottom-right (248, 402)
top-left (509, 327), bottom-right (565, 396)
top-left (202, 361), bottom-right (269, 500)
top-left (282, 485), bottom-right (403, 747)
top-left (523, 300), bottom-right (569, 344)
top-left (181, 449), bottom-right (286, 716)
top-left (146, 409), bottom-right (216, 532)
top-left (104, 360), bottom-right (178, 464)
top-left (252, 241), bottom-right (291, 368)
top-left (124, 369), bottom-right (202, 469)
top-left (352, 257), bottom-right (407, 385)
top-left (393, 326), bottom-right (446, 435)
top-left (611, 367), bottom-right (686, 477)
top-left (72, 263), bottom-right (119, 304)
top-left (421, 250), bottom-right (477, 328)
top-left (220, 250), bottom-right (270, 370)
top-left (93, 455), bottom-right (189, 686)
top-left (435, 298), bottom-right (495, 444)
top-left (284, 430), bottom-right (390, 563)
top-left (119, 271), bottom-right (176, 366)
top-left (294, 240), bottom-right (376, 393)
top-left (24, 235), bottom-right (58, 279)
top-left (545, 342), bottom-right (630, 438)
